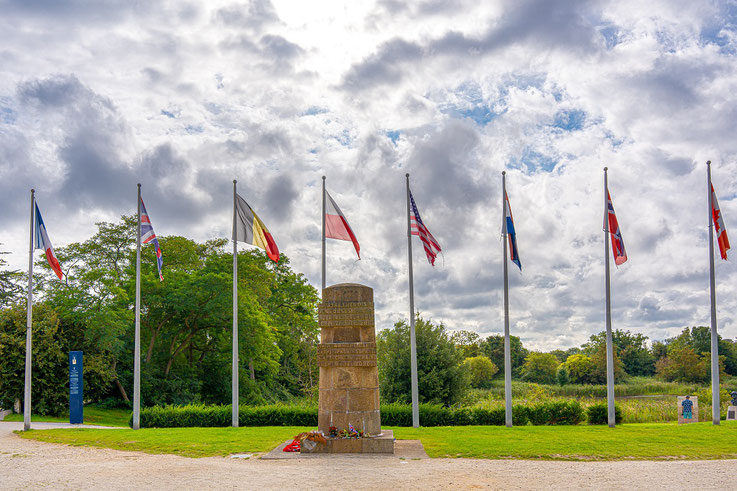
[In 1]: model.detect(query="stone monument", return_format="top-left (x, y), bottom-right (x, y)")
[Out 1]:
top-left (307, 283), bottom-right (394, 453)
top-left (727, 391), bottom-right (737, 421)
top-left (677, 395), bottom-right (698, 424)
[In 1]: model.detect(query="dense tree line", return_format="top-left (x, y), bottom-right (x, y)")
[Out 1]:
top-left (2, 224), bottom-right (737, 415)
top-left (0, 217), bottom-right (319, 414)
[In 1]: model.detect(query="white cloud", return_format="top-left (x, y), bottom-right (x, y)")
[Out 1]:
top-left (1, 0), bottom-right (736, 350)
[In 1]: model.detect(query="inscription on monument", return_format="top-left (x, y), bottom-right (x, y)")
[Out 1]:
top-left (317, 343), bottom-right (377, 367)
top-left (318, 304), bottom-right (375, 327)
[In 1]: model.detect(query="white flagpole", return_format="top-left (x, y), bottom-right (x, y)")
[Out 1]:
top-left (707, 160), bottom-right (720, 425)
top-left (603, 168), bottom-right (615, 428)
top-left (133, 184), bottom-right (141, 430)
top-left (405, 174), bottom-right (420, 428)
top-left (232, 179), bottom-right (239, 428)
top-left (502, 172), bottom-right (512, 428)
top-left (322, 176), bottom-right (326, 292)
top-left (23, 188), bottom-right (35, 432)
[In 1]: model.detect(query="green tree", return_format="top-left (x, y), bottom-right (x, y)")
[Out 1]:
top-left (377, 315), bottom-right (468, 405)
top-left (520, 352), bottom-right (559, 384)
top-left (0, 246), bottom-right (24, 309)
top-left (589, 344), bottom-right (625, 384)
top-left (582, 329), bottom-right (654, 376)
top-left (0, 303), bottom-right (67, 415)
top-left (462, 355), bottom-right (498, 388)
top-left (655, 345), bottom-right (724, 383)
top-left (662, 327), bottom-right (737, 376)
top-left (451, 330), bottom-right (481, 358)
top-left (563, 354), bottom-right (593, 384)
top-left (479, 334), bottom-right (528, 378)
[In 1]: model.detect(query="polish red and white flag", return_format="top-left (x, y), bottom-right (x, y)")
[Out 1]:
top-left (324, 190), bottom-right (360, 259)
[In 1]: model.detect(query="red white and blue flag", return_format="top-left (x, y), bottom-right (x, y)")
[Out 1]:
top-left (504, 191), bottom-right (521, 270)
top-left (711, 184), bottom-right (730, 260)
top-left (605, 190), bottom-right (627, 266)
top-left (34, 203), bottom-right (63, 280)
top-left (140, 197), bottom-right (163, 281)
top-left (409, 189), bottom-right (441, 266)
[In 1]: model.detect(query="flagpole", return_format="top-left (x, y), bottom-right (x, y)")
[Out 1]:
top-left (23, 189), bottom-right (35, 431)
top-left (707, 161), bottom-right (720, 425)
top-left (501, 172), bottom-right (512, 427)
top-left (232, 179), bottom-right (239, 428)
top-left (603, 168), bottom-right (615, 428)
top-left (405, 174), bottom-right (420, 428)
top-left (133, 184), bottom-right (141, 430)
top-left (322, 176), bottom-right (326, 292)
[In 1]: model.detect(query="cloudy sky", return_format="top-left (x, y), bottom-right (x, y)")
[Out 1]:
top-left (2, 0), bottom-right (736, 350)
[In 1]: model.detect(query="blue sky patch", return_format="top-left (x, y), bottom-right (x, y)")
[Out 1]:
top-left (0, 106), bottom-right (16, 124)
top-left (185, 124), bottom-right (204, 134)
top-left (553, 109), bottom-right (586, 131)
top-left (301, 106), bottom-right (328, 116)
top-left (385, 129), bottom-right (400, 145)
top-left (509, 147), bottom-right (558, 173)
top-left (161, 109), bottom-right (177, 118)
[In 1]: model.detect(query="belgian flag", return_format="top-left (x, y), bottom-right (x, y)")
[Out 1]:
top-left (234, 193), bottom-right (279, 262)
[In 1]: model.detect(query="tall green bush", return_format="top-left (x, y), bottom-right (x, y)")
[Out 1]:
top-left (378, 315), bottom-right (468, 405)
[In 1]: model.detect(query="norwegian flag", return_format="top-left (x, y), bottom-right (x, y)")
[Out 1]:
top-left (140, 197), bottom-right (163, 281)
top-left (605, 189), bottom-right (627, 266)
top-left (409, 189), bottom-right (442, 266)
top-left (711, 184), bottom-right (730, 260)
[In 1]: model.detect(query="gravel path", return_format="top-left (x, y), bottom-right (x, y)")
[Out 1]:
top-left (1, 422), bottom-right (734, 490)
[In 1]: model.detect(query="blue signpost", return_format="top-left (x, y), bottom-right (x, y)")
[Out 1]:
top-left (69, 351), bottom-right (83, 424)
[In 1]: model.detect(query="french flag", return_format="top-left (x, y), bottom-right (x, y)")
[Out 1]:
top-left (34, 203), bottom-right (63, 280)
top-left (324, 189), bottom-right (360, 259)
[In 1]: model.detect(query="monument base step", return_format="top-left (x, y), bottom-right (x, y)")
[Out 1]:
top-left (301, 429), bottom-right (395, 454)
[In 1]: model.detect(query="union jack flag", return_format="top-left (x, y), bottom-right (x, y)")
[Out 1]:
top-left (605, 189), bottom-right (627, 266)
top-left (409, 189), bottom-right (441, 266)
top-left (140, 197), bottom-right (164, 281)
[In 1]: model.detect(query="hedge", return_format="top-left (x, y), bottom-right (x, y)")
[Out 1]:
top-left (586, 402), bottom-right (622, 425)
top-left (134, 400), bottom-right (586, 428)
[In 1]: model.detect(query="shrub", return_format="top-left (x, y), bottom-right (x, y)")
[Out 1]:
top-left (136, 404), bottom-right (318, 428)
top-left (520, 352), bottom-right (559, 385)
top-left (563, 354), bottom-right (593, 384)
top-left (556, 367), bottom-right (569, 386)
top-left (135, 400), bottom-right (584, 428)
top-left (463, 356), bottom-right (498, 389)
top-left (586, 402), bottom-right (622, 425)
top-left (526, 400), bottom-right (585, 425)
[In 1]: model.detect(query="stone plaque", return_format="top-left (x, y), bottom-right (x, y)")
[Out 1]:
top-left (317, 343), bottom-right (377, 367)
top-left (677, 395), bottom-right (698, 424)
top-left (317, 283), bottom-right (383, 440)
top-left (727, 406), bottom-right (737, 421)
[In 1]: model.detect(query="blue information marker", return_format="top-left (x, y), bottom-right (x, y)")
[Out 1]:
top-left (69, 351), bottom-right (83, 424)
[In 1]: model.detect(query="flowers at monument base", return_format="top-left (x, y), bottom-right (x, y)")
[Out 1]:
top-left (294, 430), bottom-right (328, 445)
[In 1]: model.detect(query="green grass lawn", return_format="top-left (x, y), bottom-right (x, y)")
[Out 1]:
top-left (16, 422), bottom-right (737, 460)
top-left (17, 426), bottom-right (305, 458)
top-left (4, 406), bottom-right (131, 427)
top-left (392, 422), bottom-right (737, 460)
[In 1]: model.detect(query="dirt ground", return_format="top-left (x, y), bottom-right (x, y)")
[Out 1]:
top-left (1, 422), bottom-right (734, 490)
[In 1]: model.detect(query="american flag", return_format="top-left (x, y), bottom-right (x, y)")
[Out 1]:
top-left (410, 189), bottom-right (441, 266)
top-left (140, 197), bottom-right (164, 281)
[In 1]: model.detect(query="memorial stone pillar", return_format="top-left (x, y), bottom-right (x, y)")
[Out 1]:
top-left (317, 283), bottom-right (381, 436)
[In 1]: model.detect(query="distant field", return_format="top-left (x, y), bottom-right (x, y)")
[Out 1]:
top-left (16, 422), bottom-right (737, 460)
top-left (4, 406), bottom-right (130, 427)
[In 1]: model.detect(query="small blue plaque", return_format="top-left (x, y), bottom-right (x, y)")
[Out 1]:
top-left (69, 351), bottom-right (83, 424)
